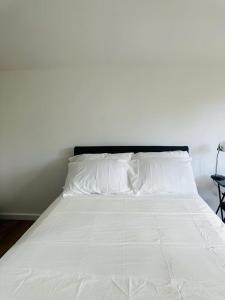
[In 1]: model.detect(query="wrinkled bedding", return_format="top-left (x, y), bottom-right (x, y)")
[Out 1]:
top-left (1, 194), bottom-right (225, 299)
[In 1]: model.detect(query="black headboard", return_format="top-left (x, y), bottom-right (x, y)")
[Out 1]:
top-left (74, 146), bottom-right (189, 156)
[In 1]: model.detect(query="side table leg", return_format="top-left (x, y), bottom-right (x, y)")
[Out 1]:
top-left (216, 205), bottom-right (221, 214)
top-left (218, 184), bottom-right (224, 221)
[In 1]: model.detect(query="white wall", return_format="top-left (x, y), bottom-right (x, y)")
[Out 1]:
top-left (0, 65), bottom-right (225, 215)
top-left (1, 0), bottom-right (225, 69)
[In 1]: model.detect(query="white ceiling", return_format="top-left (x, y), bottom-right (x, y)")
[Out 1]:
top-left (0, 0), bottom-right (225, 70)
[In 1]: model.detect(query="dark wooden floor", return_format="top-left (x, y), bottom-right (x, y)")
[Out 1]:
top-left (0, 220), bottom-right (34, 258)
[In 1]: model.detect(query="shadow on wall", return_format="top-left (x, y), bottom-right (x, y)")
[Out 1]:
top-left (197, 175), bottom-right (218, 211)
top-left (191, 143), bottom-right (221, 204)
top-left (1, 147), bottom-right (74, 214)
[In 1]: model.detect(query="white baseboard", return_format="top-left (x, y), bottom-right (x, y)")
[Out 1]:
top-left (0, 212), bottom-right (40, 221)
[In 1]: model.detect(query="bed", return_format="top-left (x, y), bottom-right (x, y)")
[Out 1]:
top-left (1, 146), bottom-right (225, 299)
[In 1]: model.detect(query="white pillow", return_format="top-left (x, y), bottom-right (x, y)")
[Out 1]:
top-left (69, 152), bottom-right (133, 163)
top-left (133, 151), bottom-right (189, 160)
top-left (63, 159), bottom-right (132, 196)
top-left (69, 153), bottom-right (106, 163)
top-left (132, 157), bottom-right (198, 195)
top-left (105, 153), bottom-right (133, 160)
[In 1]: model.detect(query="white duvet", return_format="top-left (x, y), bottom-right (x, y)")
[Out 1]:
top-left (1, 194), bottom-right (225, 299)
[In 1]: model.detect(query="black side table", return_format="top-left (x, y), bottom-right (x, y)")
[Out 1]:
top-left (211, 175), bottom-right (225, 222)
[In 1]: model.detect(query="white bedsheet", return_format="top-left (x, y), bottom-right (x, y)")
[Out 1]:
top-left (1, 194), bottom-right (225, 299)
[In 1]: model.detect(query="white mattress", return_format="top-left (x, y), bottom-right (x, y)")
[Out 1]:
top-left (1, 194), bottom-right (225, 299)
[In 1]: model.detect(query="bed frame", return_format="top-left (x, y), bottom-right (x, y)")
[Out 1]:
top-left (74, 146), bottom-right (189, 155)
